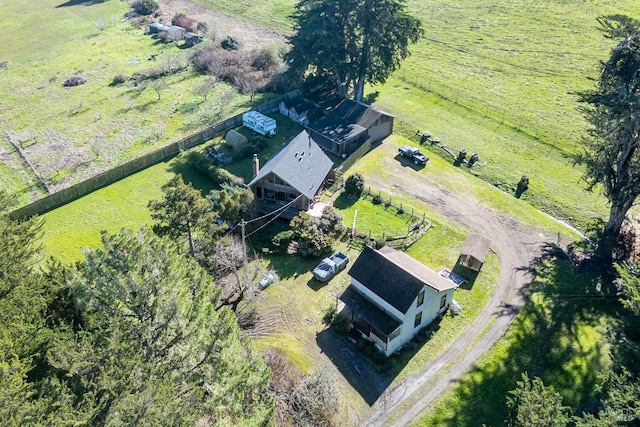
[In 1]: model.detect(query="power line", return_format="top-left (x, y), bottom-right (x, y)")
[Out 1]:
top-left (245, 194), bottom-right (305, 238)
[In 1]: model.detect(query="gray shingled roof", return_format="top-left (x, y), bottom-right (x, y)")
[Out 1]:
top-left (248, 130), bottom-right (333, 199)
top-left (348, 246), bottom-right (456, 315)
top-left (459, 234), bottom-right (491, 262)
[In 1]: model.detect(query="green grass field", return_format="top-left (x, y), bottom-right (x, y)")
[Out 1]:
top-left (0, 0), bottom-right (257, 205)
top-left (193, 0), bottom-right (640, 231)
top-left (39, 151), bottom-right (215, 264)
top-left (9, 0), bottom-right (640, 424)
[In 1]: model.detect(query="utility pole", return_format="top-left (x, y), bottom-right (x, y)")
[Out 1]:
top-left (240, 219), bottom-right (247, 297)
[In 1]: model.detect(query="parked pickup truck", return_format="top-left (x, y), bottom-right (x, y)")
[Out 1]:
top-left (312, 251), bottom-right (349, 282)
top-left (399, 145), bottom-right (429, 165)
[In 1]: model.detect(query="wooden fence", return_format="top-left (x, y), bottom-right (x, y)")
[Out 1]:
top-left (9, 94), bottom-right (293, 220)
top-left (336, 138), bottom-right (372, 173)
top-left (347, 186), bottom-right (432, 249)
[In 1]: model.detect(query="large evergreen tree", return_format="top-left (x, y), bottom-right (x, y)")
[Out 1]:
top-left (48, 229), bottom-right (274, 425)
top-left (286, 0), bottom-right (423, 101)
top-left (506, 373), bottom-right (570, 427)
top-left (577, 16), bottom-right (640, 261)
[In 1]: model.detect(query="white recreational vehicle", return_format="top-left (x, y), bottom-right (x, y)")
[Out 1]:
top-left (242, 111), bottom-right (277, 136)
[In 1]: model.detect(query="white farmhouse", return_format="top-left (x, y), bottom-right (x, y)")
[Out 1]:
top-left (339, 245), bottom-right (456, 356)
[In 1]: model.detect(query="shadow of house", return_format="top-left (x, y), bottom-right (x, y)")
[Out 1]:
top-left (248, 130), bottom-right (333, 219)
top-left (338, 246), bottom-right (456, 357)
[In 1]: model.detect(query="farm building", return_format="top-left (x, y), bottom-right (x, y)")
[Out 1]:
top-left (332, 99), bottom-right (395, 143)
top-left (279, 95), bottom-right (323, 125)
top-left (184, 32), bottom-right (203, 46)
top-left (339, 246), bottom-right (456, 356)
top-left (306, 98), bottom-right (394, 157)
top-left (167, 25), bottom-right (186, 41)
top-left (458, 234), bottom-right (491, 272)
top-left (149, 22), bottom-right (169, 34)
top-left (248, 130), bottom-right (333, 219)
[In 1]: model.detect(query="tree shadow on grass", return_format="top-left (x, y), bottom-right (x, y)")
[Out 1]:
top-left (316, 316), bottom-right (443, 406)
top-left (264, 253), bottom-right (319, 281)
top-left (56, 0), bottom-right (107, 7)
top-left (166, 154), bottom-right (216, 196)
top-left (427, 243), bottom-right (614, 426)
top-left (333, 192), bottom-right (358, 209)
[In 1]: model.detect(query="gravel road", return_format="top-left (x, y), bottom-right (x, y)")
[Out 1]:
top-left (359, 143), bottom-right (564, 426)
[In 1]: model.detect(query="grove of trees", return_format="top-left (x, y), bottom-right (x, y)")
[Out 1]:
top-left (0, 189), bottom-right (276, 424)
top-left (285, 0), bottom-right (423, 101)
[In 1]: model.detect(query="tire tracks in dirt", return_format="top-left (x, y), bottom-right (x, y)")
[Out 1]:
top-left (360, 146), bottom-right (562, 426)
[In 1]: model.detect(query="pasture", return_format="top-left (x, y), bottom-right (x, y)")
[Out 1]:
top-left (0, 0), bottom-right (264, 205)
top-left (197, 0), bottom-right (640, 230)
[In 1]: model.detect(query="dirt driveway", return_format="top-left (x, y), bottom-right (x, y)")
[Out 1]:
top-left (355, 143), bottom-right (566, 426)
top-left (152, 2), bottom-right (567, 422)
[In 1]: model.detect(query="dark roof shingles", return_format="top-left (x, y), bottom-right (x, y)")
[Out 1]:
top-left (248, 130), bottom-right (333, 199)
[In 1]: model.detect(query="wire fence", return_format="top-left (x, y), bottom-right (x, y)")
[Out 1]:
top-left (346, 186), bottom-right (432, 250)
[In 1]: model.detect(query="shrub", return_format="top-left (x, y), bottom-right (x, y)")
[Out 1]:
top-left (319, 206), bottom-right (345, 238)
top-left (132, 0), bottom-right (158, 15)
top-left (173, 13), bottom-right (198, 33)
top-left (272, 230), bottom-right (294, 253)
top-left (372, 193), bottom-right (382, 205)
top-left (251, 48), bottom-right (279, 71)
top-left (184, 151), bottom-right (244, 186)
top-left (111, 74), bottom-right (127, 85)
top-left (322, 305), bottom-right (337, 326)
top-left (221, 36), bottom-right (241, 51)
top-left (62, 76), bottom-right (87, 87)
top-left (345, 173), bottom-right (365, 197)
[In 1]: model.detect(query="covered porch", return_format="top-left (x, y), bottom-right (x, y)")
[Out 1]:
top-left (339, 285), bottom-right (402, 355)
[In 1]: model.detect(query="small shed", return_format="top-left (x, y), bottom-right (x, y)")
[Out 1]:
top-left (184, 32), bottom-right (203, 46)
top-left (149, 22), bottom-right (169, 34)
top-left (459, 234), bottom-right (491, 271)
top-left (167, 25), bottom-right (186, 41)
top-left (225, 129), bottom-right (248, 150)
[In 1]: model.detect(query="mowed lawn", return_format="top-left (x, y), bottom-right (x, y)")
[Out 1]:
top-left (40, 153), bottom-right (214, 264)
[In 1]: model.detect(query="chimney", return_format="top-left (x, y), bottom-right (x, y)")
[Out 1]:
top-left (252, 154), bottom-right (260, 176)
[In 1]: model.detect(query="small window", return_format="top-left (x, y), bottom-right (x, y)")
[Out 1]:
top-left (440, 295), bottom-right (447, 309)
top-left (417, 290), bottom-right (425, 307)
top-left (256, 187), bottom-right (262, 198)
top-left (414, 312), bottom-right (422, 328)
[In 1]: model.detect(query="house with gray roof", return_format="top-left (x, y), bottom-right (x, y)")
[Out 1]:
top-left (248, 130), bottom-right (334, 219)
top-left (339, 245), bottom-right (456, 356)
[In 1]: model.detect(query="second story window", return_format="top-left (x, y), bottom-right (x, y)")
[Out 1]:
top-left (417, 290), bottom-right (425, 307)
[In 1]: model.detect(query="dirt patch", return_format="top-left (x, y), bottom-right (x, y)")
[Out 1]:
top-left (155, 0), bottom-right (288, 50)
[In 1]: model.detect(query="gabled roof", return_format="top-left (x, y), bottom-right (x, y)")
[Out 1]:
top-left (378, 246), bottom-right (456, 292)
top-left (283, 96), bottom-right (324, 123)
top-left (306, 114), bottom-right (367, 145)
top-left (248, 130), bottom-right (333, 199)
top-left (459, 234), bottom-right (491, 262)
top-left (348, 246), bottom-right (456, 315)
top-left (332, 99), bottom-right (394, 128)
